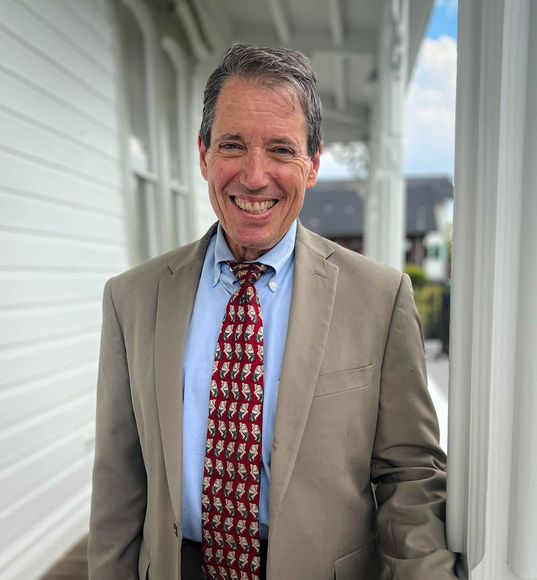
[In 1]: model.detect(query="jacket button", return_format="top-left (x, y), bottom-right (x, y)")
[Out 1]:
top-left (172, 523), bottom-right (178, 537)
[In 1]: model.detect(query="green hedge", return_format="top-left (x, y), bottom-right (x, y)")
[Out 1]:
top-left (404, 264), bottom-right (427, 289)
top-left (413, 284), bottom-right (443, 339)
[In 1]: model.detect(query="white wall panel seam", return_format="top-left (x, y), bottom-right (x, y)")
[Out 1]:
top-left (0, 303), bottom-right (100, 317)
top-left (0, 145), bottom-right (120, 190)
top-left (1, 472), bottom-right (93, 555)
top-left (0, 70), bottom-right (118, 158)
top-left (0, 63), bottom-right (117, 135)
top-left (0, 298), bottom-right (102, 311)
top-left (0, 451), bottom-right (93, 517)
top-left (0, 398), bottom-right (96, 471)
top-left (0, 360), bottom-right (98, 391)
top-left (0, 30), bottom-right (116, 128)
top-left (0, 112), bottom-right (120, 184)
top-left (0, 385), bottom-right (97, 429)
top-left (0, 324), bottom-right (102, 351)
top-left (0, 103), bottom-right (119, 164)
top-left (0, 436), bottom-right (93, 496)
top-left (0, 21), bottom-right (117, 107)
top-left (0, 186), bottom-right (123, 218)
top-left (86, 0), bottom-right (110, 19)
top-left (59, 0), bottom-right (114, 47)
top-left (0, 329), bottom-right (101, 360)
top-left (1, 354), bottom-right (101, 392)
top-left (0, 266), bottom-right (122, 274)
top-left (19, 0), bottom-right (116, 77)
top-left (1, 392), bottom-right (95, 440)
top-left (0, 487), bottom-right (91, 580)
top-left (0, 225), bottom-right (126, 247)
top-left (4, 0), bottom-right (115, 89)
top-left (0, 363), bottom-right (98, 411)
top-left (1, 329), bottom-right (100, 352)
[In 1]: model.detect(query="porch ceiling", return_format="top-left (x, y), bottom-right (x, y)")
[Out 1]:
top-left (184, 0), bottom-right (433, 145)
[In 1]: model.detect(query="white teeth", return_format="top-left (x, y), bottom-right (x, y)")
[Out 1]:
top-left (234, 198), bottom-right (276, 214)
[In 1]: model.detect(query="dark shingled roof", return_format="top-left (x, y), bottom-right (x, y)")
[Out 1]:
top-left (300, 175), bottom-right (453, 237)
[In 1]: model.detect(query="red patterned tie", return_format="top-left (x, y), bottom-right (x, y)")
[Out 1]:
top-left (201, 262), bottom-right (268, 580)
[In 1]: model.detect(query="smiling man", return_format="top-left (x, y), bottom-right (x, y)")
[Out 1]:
top-left (198, 74), bottom-right (320, 262)
top-left (88, 45), bottom-right (457, 580)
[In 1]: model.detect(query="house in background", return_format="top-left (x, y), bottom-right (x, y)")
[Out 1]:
top-left (300, 175), bottom-right (453, 281)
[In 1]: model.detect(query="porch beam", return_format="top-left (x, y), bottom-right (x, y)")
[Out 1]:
top-left (232, 24), bottom-right (376, 57)
top-left (267, 0), bottom-right (291, 44)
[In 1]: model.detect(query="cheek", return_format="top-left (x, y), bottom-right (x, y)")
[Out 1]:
top-left (208, 159), bottom-right (237, 188)
top-left (274, 165), bottom-right (310, 199)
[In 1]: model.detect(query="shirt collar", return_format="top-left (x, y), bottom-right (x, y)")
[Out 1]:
top-left (212, 221), bottom-right (297, 291)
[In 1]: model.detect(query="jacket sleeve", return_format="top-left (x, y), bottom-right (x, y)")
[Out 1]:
top-left (371, 273), bottom-right (458, 579)
top-left (88, 278), bottom-right (147, 579)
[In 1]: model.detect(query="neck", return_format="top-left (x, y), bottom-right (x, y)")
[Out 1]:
top-left (226, 236), bottom-right (273, 262)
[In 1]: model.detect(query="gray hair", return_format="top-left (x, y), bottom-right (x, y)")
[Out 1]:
top-left (200, 44), bottom-right (322, 158)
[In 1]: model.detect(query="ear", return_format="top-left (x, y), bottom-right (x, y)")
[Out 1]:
top-left (198, 133), bottom-right (208, 181)
top-left (306, 142), bottom-right (323, 189)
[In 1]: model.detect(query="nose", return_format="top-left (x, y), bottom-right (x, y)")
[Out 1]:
top-left (239, 148), bottom-right (270, 191)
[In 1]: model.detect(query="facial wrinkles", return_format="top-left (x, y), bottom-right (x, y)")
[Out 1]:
top-left (211, 85), bottom-right (309, 165)
top-left (210, 153), bottom-right (311, 221)
top-left (200, 77), bottom-right (320, 260)
top-left (208, 144), bottom-right (311, 184)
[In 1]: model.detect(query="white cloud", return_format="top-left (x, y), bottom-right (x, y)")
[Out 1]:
top-left (404, 35), bottom-right (457, 176)
top-left (319, 35), bottom-right (458, 180)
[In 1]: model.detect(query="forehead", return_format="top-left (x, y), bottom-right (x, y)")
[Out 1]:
top-left (212, 77), bottom-right (307, 139)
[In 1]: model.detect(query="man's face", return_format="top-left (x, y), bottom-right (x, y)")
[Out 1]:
top-left (199, 77), bottom-right (321, 261)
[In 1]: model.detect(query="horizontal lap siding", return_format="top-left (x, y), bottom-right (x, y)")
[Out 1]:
top-left (0, 152), bottom-right (123, 214)
top-left (0, 1), bottom-right (128, 579)
top-left (0, 302), bottom-right (101, 347)
top-left (0, 364), bottom-right (99, 430)
top-left (0, 274), bottom-right (107, 306)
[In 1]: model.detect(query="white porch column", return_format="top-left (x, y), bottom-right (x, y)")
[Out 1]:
top-left (447, 1), bottom-right (537, 579)
top-left (365, 0), bottom-right (408, 270)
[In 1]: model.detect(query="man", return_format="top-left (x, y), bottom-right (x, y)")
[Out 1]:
top-left (88, 45), bottom-right (457, 579)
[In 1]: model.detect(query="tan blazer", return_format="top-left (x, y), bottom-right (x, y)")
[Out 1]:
top-left (88, 223), bottom-right (457, 580)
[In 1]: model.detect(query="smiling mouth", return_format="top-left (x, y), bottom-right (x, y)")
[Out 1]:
top-left (232, 197), bottom-right (277, 215)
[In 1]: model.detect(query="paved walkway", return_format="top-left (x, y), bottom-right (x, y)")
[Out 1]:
top-left (425, 339), bottom-right (450, 451)
top-left (40, 537), bottom-right (87, 580)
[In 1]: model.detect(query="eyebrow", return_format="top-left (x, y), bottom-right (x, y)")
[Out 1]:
top-left (216, 134), bottom-right (299, 148)
top-left (217, 134), bottom-right (244, 142)
top-left (266, 138), bottom-right (298, 148)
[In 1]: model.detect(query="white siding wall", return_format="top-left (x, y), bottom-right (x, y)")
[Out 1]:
top-left (0, 1), bottom-right (128, 578)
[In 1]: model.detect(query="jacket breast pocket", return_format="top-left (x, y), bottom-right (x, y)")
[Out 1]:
top-left (334, 538), bottom-right (381, 579)
top-left (314, 363), bottom-right (374, 398)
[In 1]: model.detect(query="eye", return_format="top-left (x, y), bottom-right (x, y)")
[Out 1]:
top-left (272, 147), bottom-right (294, 156)
top-left (218, 142), bottom-right (242, 153)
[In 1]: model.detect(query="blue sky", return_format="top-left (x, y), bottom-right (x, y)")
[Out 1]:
top-left (427, 0), bottom-right (458, 40)
top-left (319, 0), bottom-right (458, 180)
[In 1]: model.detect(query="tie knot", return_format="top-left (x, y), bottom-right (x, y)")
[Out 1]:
top-left (228, 261), bottom-right (268, 285)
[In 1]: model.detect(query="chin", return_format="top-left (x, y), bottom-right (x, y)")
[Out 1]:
top-left (234, 230), bottom-right (275, 249)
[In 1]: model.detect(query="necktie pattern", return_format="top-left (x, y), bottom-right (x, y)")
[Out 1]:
top-left (201, 262), bottom-right (268, 580)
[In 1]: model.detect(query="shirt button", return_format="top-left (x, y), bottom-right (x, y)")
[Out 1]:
top-left (269, 281), bottom-right (277, 290)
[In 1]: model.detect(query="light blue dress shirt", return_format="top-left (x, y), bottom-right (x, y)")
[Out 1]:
top-left (182, 221), bottom-right (296, 542)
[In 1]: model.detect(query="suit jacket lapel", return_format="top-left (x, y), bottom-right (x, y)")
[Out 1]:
top-left (154, 227), bottom-right (216, 522)
top-left (268, 224), bottom-right (338, 531)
